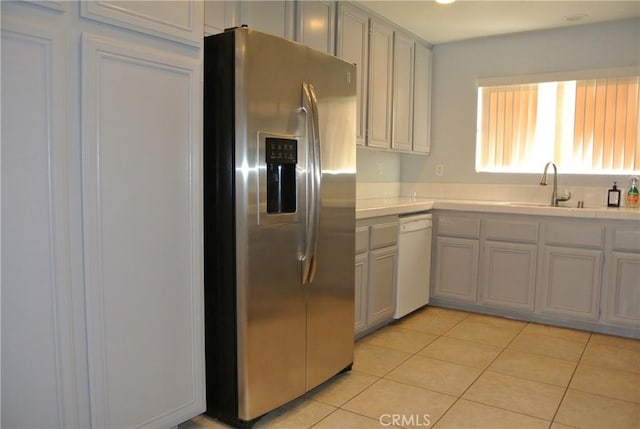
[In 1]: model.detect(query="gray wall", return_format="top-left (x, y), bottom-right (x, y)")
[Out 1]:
top-left (400, 18), bottom-right (640, 186)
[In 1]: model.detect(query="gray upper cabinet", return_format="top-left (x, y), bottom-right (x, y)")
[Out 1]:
top-left (391, 31), bottom-right (414, 152)
top-left (204, 1), bottom-right (295, 39)
top-left (367, 18), bottom-right (394, 149)
top-left (336, 2), bottom-right (369, 146)
top-left (204, 1), bottom-right (433, 154)
top-left (412, 41), bottom-right (432, 154)
top-left (296, 0), bottom-right (336, 54)
top-left (81, 0), bottom-right (203, 46)
top-left (239, 1), bottom-right (295, 39)
top-left (204, 1), bottom-right (230, 35)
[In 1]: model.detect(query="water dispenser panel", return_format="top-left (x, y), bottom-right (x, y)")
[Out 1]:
top-left (266, 137), bottom-right (297, 214)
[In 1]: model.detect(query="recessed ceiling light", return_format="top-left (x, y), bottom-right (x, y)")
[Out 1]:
top-left (565, 13), bottom-right (589, 22)
top-left (436, 0), bottom-right (456, 4)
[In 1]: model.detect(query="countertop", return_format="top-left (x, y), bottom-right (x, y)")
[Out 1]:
top-left (356, 197), bottom-right (640, 221)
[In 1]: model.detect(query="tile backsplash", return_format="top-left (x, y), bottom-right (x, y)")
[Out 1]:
top-left (357, 182), bottom-right (616, 208)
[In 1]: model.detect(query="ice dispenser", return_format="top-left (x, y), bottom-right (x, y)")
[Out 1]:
top-left (266, 137), bottom-right (297, 214)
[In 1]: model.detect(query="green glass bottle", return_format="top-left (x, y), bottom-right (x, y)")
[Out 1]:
top-left (627, 177), bottom-right (639, 208)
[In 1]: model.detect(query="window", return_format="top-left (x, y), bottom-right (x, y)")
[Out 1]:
top-left (476, 75), bottom-right (640, 174)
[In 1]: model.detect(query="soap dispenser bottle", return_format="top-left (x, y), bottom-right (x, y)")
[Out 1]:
top-left (627, 177), bottom-right (639, 208)
top-left (608, 182), bottom-right (621, 207)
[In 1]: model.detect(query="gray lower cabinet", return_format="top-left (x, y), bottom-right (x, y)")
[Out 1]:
top-left (479, 218), bottom-right (538, 312)
top-left (433, 214), bottom-right (480, 302)
top-left (368, 245), bottom-right (398, 326)
top-left (537, 222), bottom-right (604, 322)
top-left (354, 216), bottom-right (398, 337)
top-left (431, 212), bottom-right (640, 338)
top-left (480, 241), bottom-right (537, 311)
top-left (603, 226), bottom-right (640, 329)
top-left (538, 246), bottom-right (603, 321)
top-left (434, 237), bottom-right (479, 302)
top-left (354, 226), bottom-right (369, 335)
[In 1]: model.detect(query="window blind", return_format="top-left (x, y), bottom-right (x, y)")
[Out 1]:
top-left (477, 75), bottom-right (640, 174)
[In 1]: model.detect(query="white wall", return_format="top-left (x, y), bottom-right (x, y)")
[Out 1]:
top-left (401, 18), bottom-right (640, 187)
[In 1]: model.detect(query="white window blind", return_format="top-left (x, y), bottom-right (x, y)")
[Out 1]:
top-left (476, 75), bottom-right (640, 174)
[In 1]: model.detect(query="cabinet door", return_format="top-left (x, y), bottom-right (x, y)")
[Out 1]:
top-left (336, 2), bottom-right (368, 146)
top-left (204, 1), bottom-right (235, 36)
top-left (81, 0), bottom-right (203, 46)
top-left (296, 0), bottom-right (335, 54)
top-left (539, 246), bottom-right (602, 321)
top-left (355, 252), bottom-right (369, 336)
top-left (368, 246), bottom-right (398, 326)
top-left (367, 19), bottom-right (393, 149)
top-left (480, 241), bottom-right (537, 311)
top-left (238, 1), bottom-right (295, 40)
top-left (412, 42), bottom-right (431, 154)
top-left (82, 35), bottom-right (204, 428)
top-left (433, 237), bottom-right (479, 302)
top-left (2, 15), bottom-right (80, 428)
top-left (391, 31), bottom-right (414, 152)
top-left (605, 252), bottom-right (640, 328)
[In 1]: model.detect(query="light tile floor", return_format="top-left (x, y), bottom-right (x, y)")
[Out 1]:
top-left (181, 307), bottom-right (640, 429)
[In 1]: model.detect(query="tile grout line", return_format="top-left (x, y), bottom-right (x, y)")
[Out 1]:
top-left (338, 311), bottom-right (474, 428)
top-left (392, 311), bottom-right (473, 428)
top-left (431, 319), bottom-right (536, 427)
top-left (548, 331), bottom-right (593, 426)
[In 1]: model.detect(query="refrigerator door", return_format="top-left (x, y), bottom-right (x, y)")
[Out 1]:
top-left (304, 50), bottom-right (357, 390)
top-left (236, 30), bottom-right (308, 420)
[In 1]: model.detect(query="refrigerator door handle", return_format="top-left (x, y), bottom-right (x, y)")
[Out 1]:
top-left (300, 82), bottom-right (322, 285)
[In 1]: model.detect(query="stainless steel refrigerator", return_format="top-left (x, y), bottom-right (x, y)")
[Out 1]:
top-left (203, 28), bottom-right (356, 428)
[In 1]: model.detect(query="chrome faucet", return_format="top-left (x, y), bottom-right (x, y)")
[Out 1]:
top-left (540, 162), bottom-right (571, 206)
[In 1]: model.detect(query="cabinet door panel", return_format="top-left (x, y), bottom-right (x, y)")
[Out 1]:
top-left (81, 1), bottom-right (203, 46)
top-left (539, 246), bottom-right (602, 321)
top-left (367, 19), bottom-right (393, 149)
top-left (606, 252), bottom-right (640, 327)
top-left (368, 246), bottom-right (398, 326)
top-left (297, 0), bottom-right (335, 54)
top-left (391, 32), bottom-right (414, 151)
top-left (204, 0), bottom-right (235, 36)
top-left (239, 1), bottom-right (294, 39)
top-left (434, 237), bottom-right (479, 302)
top-left (413, 42), bottom-right (431, 154)
top-left (82, 34), bottom-right (204, 428)
top-left (480, 241), bottom-right (536, 311)
top-left (355, 252), bottom-right (369, 336)
top-left (1, 17), bottom-right (78, 428)
top-left (336, 3), bottom-right (368, 146)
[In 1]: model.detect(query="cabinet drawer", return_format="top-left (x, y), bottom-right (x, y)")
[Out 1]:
top-left (544, 222), bottom-right (604, 248)
top-left (437, 215), bottom-right (480, 239)
top-left (355, 226), bottom-right (370, 254)
top-left (483, 219), bottom-right (538, 243)
top-left (370, 222), bottom-right (399, 249)
top-left (613, 227), bottom-right (640, 252)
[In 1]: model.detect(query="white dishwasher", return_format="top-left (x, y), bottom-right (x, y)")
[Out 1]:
top-left (394, 213), bottom-right (432, 319)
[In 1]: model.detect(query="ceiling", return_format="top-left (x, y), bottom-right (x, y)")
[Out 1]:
top-left (354, 1), bottom-right (640, 45)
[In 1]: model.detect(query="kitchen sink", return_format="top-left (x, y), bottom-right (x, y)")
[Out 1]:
top-left (507, 202), bottom-right (570, 208)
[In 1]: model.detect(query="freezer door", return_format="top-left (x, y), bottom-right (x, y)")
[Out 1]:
top-left (304, 49), bottom-right (357, 390)
top-left (235, 30), bottom-right (308, 421)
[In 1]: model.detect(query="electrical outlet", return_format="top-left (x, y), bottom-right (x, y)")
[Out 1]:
top-left (435, 164), bottom-right (444, 177)
top-left (377, 161), bottom-right (384, 176)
